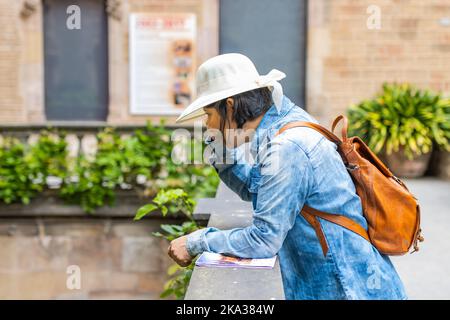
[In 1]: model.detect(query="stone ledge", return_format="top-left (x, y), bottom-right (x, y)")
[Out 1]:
top-left (0, 189), bottom-right (184, 219)
top-left (185, 182), bottom-right (285, 300)
top-left (0, 123), bottom-right (194, 131)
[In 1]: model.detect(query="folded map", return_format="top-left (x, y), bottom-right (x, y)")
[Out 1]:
top-left (195, 252), bottom-right (277, 269)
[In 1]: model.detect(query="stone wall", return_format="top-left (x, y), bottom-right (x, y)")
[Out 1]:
top-left (307, 0), bottom-right (450, 125)
top-left (0, 217), bottom-right (179, 299)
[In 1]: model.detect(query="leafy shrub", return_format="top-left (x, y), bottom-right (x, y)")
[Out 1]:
top-left (134, 188), bottom-right (201, 299)
top-left (347, 83), bottom-right (450, 159)
top-left (0, 137), bottom-right (41, 204)
top-left (0, 122), bottom-right (219, 212)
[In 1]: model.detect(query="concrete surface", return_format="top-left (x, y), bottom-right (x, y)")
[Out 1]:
top-left (391, 178), bottom-right (450, 300)
top-left (188, 178), bottom-right (450, 300)
top-left (186, 182), bottom-right (285, 300)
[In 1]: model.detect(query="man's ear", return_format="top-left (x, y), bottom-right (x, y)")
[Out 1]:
top-left (225, 98), bottom-right (234, 123)
top-left (226, 97), bottom-right (234, 107)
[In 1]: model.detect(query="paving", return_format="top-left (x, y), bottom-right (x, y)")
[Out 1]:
top-left (188, 178), bottom-right (450, 300)
top-left (390, 178), bottom-right (450, 300)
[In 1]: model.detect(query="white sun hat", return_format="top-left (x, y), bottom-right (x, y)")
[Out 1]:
top-left (175, 53), bottom-right (286, 123)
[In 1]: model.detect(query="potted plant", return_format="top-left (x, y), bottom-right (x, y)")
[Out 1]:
top-left (347, 83), bottom-right (450, 178)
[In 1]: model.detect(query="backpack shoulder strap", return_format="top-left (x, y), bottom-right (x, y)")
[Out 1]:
top-left (275, 120), bottom-right (344, 145)
top-left (274, 116), bottom-right (372, 255)
top-left (301, 205), bottom-right (371, 257)
top-left (303, 205), bottom-right (370, 242)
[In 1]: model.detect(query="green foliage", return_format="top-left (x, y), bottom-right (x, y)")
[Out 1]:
top-left (134, 188), bottom-right (203, 300)
top-left (125, 121), bottom-right (173, 182)
top-left (0, 138), bottom-right (41, 204)
top-left (130, 136), bottom-right (220, 300)
top-left (0, 130), bottom-right (68, 204)
top-left (1, 122), bottom-right (219, 299)
top-left (59, 128), bottom-right (127, 212)
top-left (0, 122), bottom-right (219, 213)
top-left (347, 83), bottom-right (450, 159)
top-left (58, 123), bottom-right (176, 212)
top-left (58, 153), bottom-right (118, 213)
top-left (165, 163), bottom-right (219, 199)
top-left (160, 262), bottom-right (195, 299)
top-left (153, 135), bottom-right (220, 199)
top-left (134, 188), bottom-right (196, 222)
top-left (27, 130), bottom-right (69, 179)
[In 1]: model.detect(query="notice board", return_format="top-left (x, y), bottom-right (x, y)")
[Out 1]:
top-left (129, 13), bottom-right (196, 115)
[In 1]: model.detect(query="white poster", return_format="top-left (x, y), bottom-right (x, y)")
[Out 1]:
top-left (129, 13), bottom-right (196, 115)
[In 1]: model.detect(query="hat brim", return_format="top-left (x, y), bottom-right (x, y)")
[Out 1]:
top-left (175, 70), bottom-right (285, 123)
top-left (175, 83), bottom-right (259, 123)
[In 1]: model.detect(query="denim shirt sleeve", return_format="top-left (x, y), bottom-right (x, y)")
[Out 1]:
top-left (208, 141), bottom-right (253, 202)
top-left (186, 139), bottom-right (313, 258)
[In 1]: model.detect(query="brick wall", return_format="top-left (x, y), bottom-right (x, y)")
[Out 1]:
top-left (107, 0), bottom-right (218, 125)
top-left (0, 0), bottom-right (217, 125)
top-left (0, 0), bottom-right (44, 124)
top-left (307, 0), bottom-right (450, 125)
top-left (1, 0), bottom-right (449, 125)
top-left (0, 0), bottom-right (449, 174)
top-left (0, 1), bottom-right (25, 123)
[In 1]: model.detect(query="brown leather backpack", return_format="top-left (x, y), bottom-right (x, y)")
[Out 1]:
top-left (276, 115), bottom-right (424, 257)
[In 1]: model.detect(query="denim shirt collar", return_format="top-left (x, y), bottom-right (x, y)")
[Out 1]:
top-left (250, 95), bottom-right (295, 156)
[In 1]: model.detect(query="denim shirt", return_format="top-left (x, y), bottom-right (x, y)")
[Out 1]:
top-left (186, 95), bottom-right (407, 300)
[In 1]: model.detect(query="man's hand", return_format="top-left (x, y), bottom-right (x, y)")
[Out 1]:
top-left (168, 235), bottom-right (194, 267)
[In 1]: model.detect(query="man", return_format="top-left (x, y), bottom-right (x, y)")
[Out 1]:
top-left (168, 53), bottom-right (407, 300)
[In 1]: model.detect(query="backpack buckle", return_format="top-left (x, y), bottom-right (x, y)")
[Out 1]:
top-left (345, 163), bottom-right (359, 171)
top-left (410, 229), bottom-right (424, 254)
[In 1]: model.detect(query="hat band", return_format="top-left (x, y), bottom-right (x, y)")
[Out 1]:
top-left (196, 71), bottom-right (259, 94)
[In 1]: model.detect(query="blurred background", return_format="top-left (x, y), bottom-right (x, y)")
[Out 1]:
top-left (0, 0), bottom-right (449, 300)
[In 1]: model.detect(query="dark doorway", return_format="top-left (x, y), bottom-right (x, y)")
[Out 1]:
top-left (43, 0), bottom-right (109, 121)
top-left (219, 0), bottom-right (307, 109)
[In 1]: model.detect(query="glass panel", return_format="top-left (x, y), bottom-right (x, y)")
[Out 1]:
top-left (219, 0), bottom-right (307, 108)
top-left (44, 0), bottom-right (109, 121)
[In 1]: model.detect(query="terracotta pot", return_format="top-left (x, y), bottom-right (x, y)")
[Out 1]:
top-left (383, 146), bottom-right (433, 178)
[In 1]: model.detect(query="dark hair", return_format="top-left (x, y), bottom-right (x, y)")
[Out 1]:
top-left (206, 87), bottom-right (273, 132)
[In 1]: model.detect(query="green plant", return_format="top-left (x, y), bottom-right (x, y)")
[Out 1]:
top-left (1, 121), bottom-right (219, 213)
top-left (132, 134), bottom-right (219, 300)
top-left (27, 129), bottom-right (69, 180)
top-left (165, 164), bottom-right (219, 199)
top-left (59, 122), bottom-right (175, 213)
top-left (59, 128), bottom-right (124, 212)
top-left (164, 137), bottom-right (219, 199)
top-left (0, 137), bottom-right (41, 204)
top-left (0, 130), bottom-right (69, 204)
top-left (124, 121), bottom-right (173, 184)
top-left (161, 262), bottom-right (195, 299)
top-left (347, 83), bottom-right (450, 159)
top-left (134, 188), bottom-right (202, 299)
top-left (1, 123), bottom-right (219, 298)
top-left (59, 153), bottom-right (118, 213)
